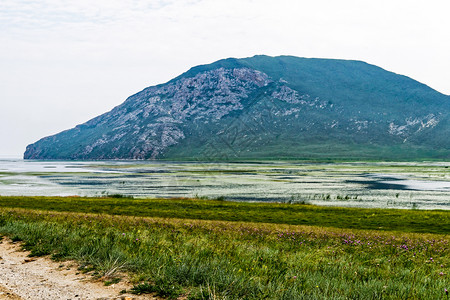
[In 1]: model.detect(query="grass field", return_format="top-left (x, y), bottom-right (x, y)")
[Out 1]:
top-left (0, 196), bottom-right (448, 299)
top-left (0, 196), bottom-right (448, 234)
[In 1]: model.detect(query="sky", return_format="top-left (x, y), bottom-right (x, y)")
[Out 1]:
top-left (1, 0), bottom-right (449, 157)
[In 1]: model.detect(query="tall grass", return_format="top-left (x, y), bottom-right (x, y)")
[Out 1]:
top-left (0, 208), bottom-right (448, 299)
top-left (0, 196), bottom-right (449, 234)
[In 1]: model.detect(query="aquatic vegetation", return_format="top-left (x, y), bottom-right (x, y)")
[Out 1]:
top-left (1, 160), bottom-right (449, 210)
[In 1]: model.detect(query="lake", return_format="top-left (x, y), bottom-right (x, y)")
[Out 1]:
top-left (0, 159), bottom-right (449, 210)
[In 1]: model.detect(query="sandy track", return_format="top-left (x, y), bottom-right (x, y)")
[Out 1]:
top-left (0, 238), bottom-right (153, 300)
top-left (0, 284), bottom-right (21, 300)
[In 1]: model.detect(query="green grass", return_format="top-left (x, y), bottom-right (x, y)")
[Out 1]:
top-left (0, 196), bottom-right (448, 234)
top-left (0, 197), bottom-right (448, 299)
top-left (0, 208), bottom-right (448, 299)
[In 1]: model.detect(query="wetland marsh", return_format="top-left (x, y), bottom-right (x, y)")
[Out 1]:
top-left (0, 159), bottom-right (448, 210)
top-left (0, 159), bottom-right (448, 299)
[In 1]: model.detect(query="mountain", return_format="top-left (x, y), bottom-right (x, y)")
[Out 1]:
top-left (24, 55), bottom-right (450, 160)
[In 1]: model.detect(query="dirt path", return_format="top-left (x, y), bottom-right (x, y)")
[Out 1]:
top-left (0, 284), bottom-right (21, 300)
top-left (0, 238), bottom-right (153, 300)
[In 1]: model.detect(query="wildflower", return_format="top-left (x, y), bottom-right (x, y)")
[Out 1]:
top-left (439, 272), bottom-right (444, 276)
top-left (292, 276), bottom-right (297, 279)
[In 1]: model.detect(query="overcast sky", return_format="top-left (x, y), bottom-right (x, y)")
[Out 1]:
top-left (1, 0), bottom-right (449, 157)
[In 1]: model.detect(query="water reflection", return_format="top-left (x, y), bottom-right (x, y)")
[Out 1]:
top-left (0, 159), bottom-right (449, 210)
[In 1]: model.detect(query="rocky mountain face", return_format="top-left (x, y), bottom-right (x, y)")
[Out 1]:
top-left (24, 55), bottom-right (450, 160)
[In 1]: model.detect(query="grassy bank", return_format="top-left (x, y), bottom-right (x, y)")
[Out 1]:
top-left (0, 197), bottom-right (448, 299)
top-left (0, 196), bottom-right (449, 234)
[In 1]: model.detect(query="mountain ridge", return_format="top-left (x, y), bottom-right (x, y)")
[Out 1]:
top-left (24, 55), bottom-right (450, 160)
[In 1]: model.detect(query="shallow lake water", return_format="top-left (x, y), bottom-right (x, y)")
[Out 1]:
top-left (0, 159), bottom-right (449, 210)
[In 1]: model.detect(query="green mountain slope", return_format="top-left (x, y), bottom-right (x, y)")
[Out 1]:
top-left (24, 55), bottom-right (450, 160)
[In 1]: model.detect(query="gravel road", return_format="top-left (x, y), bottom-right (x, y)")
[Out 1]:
top-left (0, 238), bottom-right (152, 300)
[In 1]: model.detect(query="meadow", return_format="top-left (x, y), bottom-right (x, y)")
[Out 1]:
top-left (0, 196), bottom-right (448, 299)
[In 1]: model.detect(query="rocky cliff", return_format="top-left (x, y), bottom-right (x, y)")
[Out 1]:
top-left (24, 55), bottom-right (450, 160)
